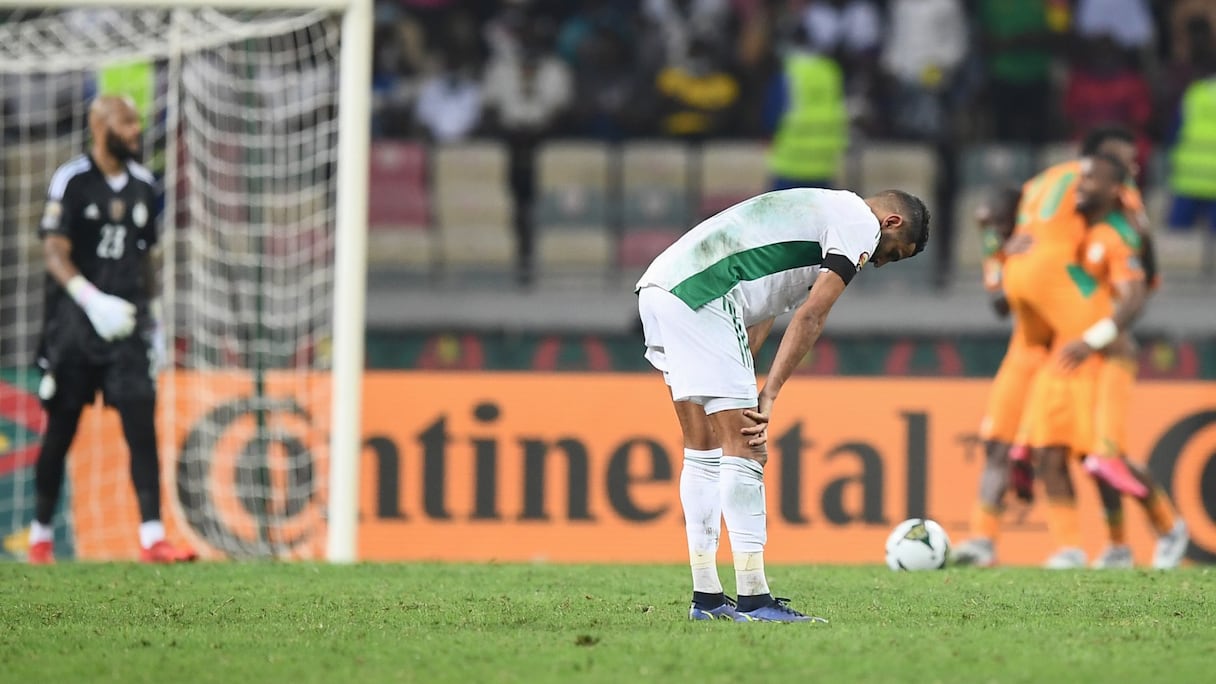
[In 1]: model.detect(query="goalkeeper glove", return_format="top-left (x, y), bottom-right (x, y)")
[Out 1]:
top-left (66, 275), bottom-right (136, 341)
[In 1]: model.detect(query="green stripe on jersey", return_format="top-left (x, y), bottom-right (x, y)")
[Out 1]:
top-left (1038, 172), bottom-right (1076, 221)
top-left (669, 241), bottom-right (823, 309)
top-left (1103, 211), bottom-right (1141, 250)
top-left (1066, 263), bottom-right (1098, 298)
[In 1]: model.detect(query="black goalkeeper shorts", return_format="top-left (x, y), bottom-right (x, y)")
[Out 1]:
top-left (42, 333), bottom-right (155, 410)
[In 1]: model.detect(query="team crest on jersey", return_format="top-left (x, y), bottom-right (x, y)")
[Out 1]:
top-left (84, 204), bottom-right (100, 220)
top-left (1087, 242), bottom-right (1105, 264)
top-left (109, 199), bottom-right (125, 222)
top-left (132, 202), bottom-right (148, 228)
top-left (41, 201), bottom-right (62, 230)
top-left (857, 252), bottom-right (870, 269)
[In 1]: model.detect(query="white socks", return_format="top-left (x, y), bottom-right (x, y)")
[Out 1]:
top-left (733, 551), bottom-right (770, 597)
top-left (32, 520), bottom-right (168, 550)
top-left (682, 450), bottom-right (772, 598)
top-left (29, 520), bottom-right (54, 544)
top-left (721, 456), bottom-right (771, 597)
top-left (139, 520), bottom-right (165, 549)
top-left (681, 448), bottom-right (724, 594)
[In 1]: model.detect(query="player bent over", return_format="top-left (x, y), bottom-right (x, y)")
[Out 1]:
top-left (26, 95), bottom-right (196, 564)
top-left (636, 188), bottom-right (930, 621)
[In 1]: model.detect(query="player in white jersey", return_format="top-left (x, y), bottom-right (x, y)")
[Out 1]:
top-left (636, 188), bottom-right (930, 622)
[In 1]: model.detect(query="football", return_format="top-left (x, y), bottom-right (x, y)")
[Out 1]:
top-left (885, 518), bottom-right (951, 571)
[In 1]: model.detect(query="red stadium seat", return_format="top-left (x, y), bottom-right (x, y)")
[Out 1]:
top-left (367, 142), bottom-right (434, 269)
top-left (368, 141), bottom-right (429, 231)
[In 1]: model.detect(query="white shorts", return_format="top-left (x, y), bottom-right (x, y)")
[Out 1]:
top-left (637, 286), bottom-right (758, 414)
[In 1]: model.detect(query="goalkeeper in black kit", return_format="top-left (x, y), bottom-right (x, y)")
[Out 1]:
top-left (26, 95), bottom-right (196, 564)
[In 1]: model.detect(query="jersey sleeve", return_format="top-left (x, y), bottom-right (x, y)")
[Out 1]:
top-left (821, 220), bottom-right (879, 286)
top-left (1097, 226), bottom-right (1145, 285)
top-left (38, 174), bottom-right (78, 239)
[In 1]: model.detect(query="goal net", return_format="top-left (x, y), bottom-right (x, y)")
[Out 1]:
top-left (0, 6), bottom-right (363, 561)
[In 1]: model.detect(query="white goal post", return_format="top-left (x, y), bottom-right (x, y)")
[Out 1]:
top-left (0, 0), bottom-right (369, 563)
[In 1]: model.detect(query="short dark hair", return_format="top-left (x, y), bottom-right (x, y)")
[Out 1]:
top-left (880, 189), bottom-right (930, 257)
top-left (1081, 125), bottom-right (1135, 156)
top-left (1089, 152), bottom-right (1129, 184)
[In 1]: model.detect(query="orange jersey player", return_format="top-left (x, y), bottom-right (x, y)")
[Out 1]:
top-left (952, 126), bottom-right (1141, 568)
top-left (1076, 201), bottom-right (1190, 569)
top-left (1011, 149), bottom-right (1160, 569)
top-left (990, 128), bottom-right (1144, 568)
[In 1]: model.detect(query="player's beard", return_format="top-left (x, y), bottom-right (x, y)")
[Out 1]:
top-left (105, 129), bottom-right (141, 163)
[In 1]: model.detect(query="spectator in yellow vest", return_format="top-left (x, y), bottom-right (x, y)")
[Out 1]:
top-left (1167, 18), bottom-right (1216, 233)
top-left (763, 31), bottom-right (848, 191)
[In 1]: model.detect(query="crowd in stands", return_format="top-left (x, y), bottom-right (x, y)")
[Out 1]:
top-left (371, 0), bottom-right (1216, 285)
top-left (375, 1), bottom-right (1214, 158)
top-left (3, 3), bottom-right (1213, 288)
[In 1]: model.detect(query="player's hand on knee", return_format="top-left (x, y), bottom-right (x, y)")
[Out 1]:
top-left (744, 430), bottom-right (769, 448)
top-left (742, 400), bottom-right (771, 447)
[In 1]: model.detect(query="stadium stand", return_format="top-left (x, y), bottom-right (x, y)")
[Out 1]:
top-left (535, 141), bottom-right (614, 278)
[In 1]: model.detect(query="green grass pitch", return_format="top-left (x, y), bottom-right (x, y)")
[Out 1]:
top-left (2, 563), bottom-right (1212, 683)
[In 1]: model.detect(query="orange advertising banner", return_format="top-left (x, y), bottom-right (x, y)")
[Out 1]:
top-left (67, 373), bottom-right (1216, 566)
top-left (358, 373), bottom-right (1216, 565)
top-left (68, 372), bottom-right (330, 561)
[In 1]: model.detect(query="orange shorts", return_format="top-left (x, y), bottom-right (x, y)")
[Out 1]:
top-left (980, 329), bottom-right (1046, 444)
top-left (1003, 255), bottom-right (1112, 452)
top-left (1018, 357), bottom-right (1099, 452)
top-left (1090, 355), bottom-right (1137, 457)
